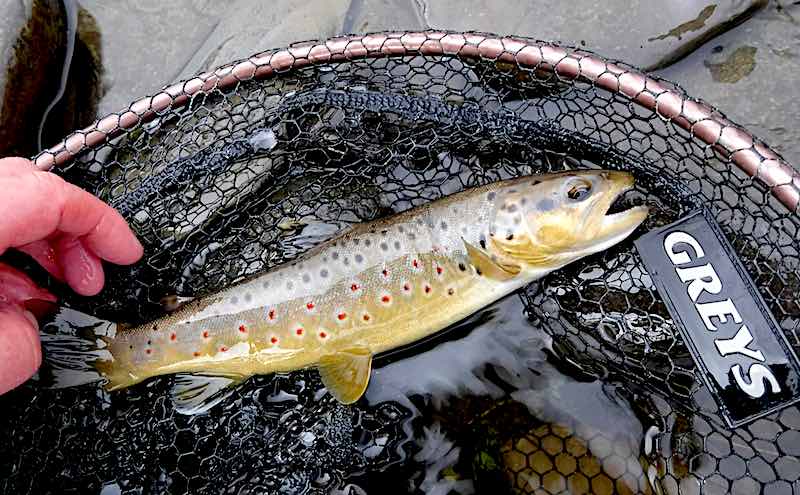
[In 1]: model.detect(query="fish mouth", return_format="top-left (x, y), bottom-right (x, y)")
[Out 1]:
top-left (597, 172), bottom-right (649, 241)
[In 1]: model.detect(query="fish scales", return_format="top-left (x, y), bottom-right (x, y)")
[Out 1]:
top-left (51, 170), bottom-right (647, 408)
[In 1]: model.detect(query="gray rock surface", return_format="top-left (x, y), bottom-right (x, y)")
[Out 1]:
top-left (181, 0), bottom-right (352, 76)
top-left (421, 0), bottom-right (767, 70)
top-left (79, 0), bottom-right (228, 115)
top-left (0, 0), bottom-right (33, 118)
top-left (655, 1), bottom-right (800, 167)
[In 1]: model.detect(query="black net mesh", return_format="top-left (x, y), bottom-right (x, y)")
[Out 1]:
top-left (1, 32), bottom-right (799, 494)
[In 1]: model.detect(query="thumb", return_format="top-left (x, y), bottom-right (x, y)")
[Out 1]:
top-left (0, 303), bottom-right (41, 394)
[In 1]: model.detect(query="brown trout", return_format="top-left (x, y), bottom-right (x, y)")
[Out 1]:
top-left (46, 171), bottom-right (647, 413)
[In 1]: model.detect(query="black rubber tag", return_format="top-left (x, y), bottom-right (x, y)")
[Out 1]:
top-left (635, 209), bottom-right (800, 427)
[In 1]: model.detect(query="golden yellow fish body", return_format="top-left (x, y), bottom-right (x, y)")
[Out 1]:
top-left (94, 170), bottom-right (647, 407)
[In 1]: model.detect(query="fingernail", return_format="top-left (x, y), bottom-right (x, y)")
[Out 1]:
top-left (22, 310), bottom-right (38, 329)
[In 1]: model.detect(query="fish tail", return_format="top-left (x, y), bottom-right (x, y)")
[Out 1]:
top-left (39, 308), bottom-right (116, 388)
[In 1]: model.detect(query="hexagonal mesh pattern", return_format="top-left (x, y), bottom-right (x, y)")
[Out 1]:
top-left (1, 32), bottom-right (799, 494)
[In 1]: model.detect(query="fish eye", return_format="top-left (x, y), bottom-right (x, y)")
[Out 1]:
top-left (566, 180), bottom-right (592, 202)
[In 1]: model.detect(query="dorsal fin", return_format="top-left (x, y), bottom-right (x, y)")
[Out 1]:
top-left (462, 239), bottom-right (521, 281)
top-left (171, 373), bottom-right (246, 415)
top-left (318, 347), bottom-right (373, 404)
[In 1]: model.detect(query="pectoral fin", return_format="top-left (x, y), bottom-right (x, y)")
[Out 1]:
top-left (318, 347), bottom-right (373, 404)
top-left (463, 239), bottom-right (521, 281)
top-left (489, 234), bottom-right (555, 267)
top-left (171, 373), bottom-right (246, 415)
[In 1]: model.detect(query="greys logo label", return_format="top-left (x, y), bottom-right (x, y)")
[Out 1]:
top-left (636, 210), bottom-right (800, 427)
top-left (663, 231), bottom-right (780, 399)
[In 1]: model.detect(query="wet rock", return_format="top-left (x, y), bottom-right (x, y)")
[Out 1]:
top-left (78, 1), bottom-right (228, 115)
top-left (341, 0), bottom-right (426, 34)
top-left (182, 0), bottom-right (352, 75)
top-left (421, 0), bottom-right (767, 70)
top-left (0, 0), bottom-right (102, 156)
top-left (655, 1), bottom-right (800, 168)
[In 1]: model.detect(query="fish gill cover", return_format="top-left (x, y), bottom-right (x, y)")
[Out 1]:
top-left (1, 32), bottom-right (799, 494)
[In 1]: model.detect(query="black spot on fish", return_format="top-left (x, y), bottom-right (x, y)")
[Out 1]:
top-left (380, 242), bottom-right (388, 251)
top-left (458, 263), bottom-right (467, 271)
top-left (365, 239), bottom-right (371, 247)
top-left (506, 204), bottom-right (518, 213)
top-left (537, 198), bottom-right (555, 211)
top-left (398, 226), bottom-right (405, 233)
top-left (286, 281), bottom-right (294, 290)
top-left (440, 221), bottom-right (448, 231)
top-left (302, 274), bottom-right (310, 283)
top-left (320, 269), bottom-right (329, 278)
top-left (353, 239), bottom-right (360, 246)
top-left (262, 281), bottom-right (270, 289)
top-left (479, 237), bottom-right (487, 249)
top-left (355, 254), bottom-right (364, 263)
top-left (520, 197), bottom-right (528, 206)
top-left (147, 340), bottom-right (152, 345)
top-left (508, 189), bottom-right (517, 194)
top-left (513, 216), bottom-right (522, 225)
top-left (381, 230), bottom-right (388, 236)
top-left (343, 257), bottom-right (350, 266)
top-left (393, 241), bottom-right (401, 250)
top-left (332, 252), bottom-right (339, 260)
top-left (244, 293), bottom-right (252, 302)
top-left (408, 233), bottom-right (416, 240)
top-left (506, 232), bottom-right (514, 241)
top-left (230, 296), bottom-right (239, 304)
top-left (531, 180), bottom-right (541, 186)
top-left (487, 192), bottom-right (496, 201)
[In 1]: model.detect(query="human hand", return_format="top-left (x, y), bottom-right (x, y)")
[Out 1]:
top-left (0, 157), bottom-right (143, 394)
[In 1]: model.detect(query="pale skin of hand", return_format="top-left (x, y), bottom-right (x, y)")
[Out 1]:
top-left (0, 157), bottom-right (143, 394)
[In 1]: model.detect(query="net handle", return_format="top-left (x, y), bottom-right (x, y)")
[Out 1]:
top-left (33, 30), bottom-right (800, 214)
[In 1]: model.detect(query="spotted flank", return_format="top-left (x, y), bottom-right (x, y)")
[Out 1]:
top-left (43, 171), bottom-right (648, 413)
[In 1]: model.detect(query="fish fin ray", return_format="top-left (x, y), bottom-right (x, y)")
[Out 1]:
top-left (489, 235), bottom-right (555, 266)
top-left (160, 294), bottom-right (195, 313)
top-left (171, 373), bottom-right (245, 415)
top-left (463, 239), bottom-right (521, 281)
top-left (318, 347), bottom-right (372, 404)
top-left (39, 308), bottom-right (114, 388)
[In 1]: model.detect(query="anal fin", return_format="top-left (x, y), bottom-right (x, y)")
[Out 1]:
top-left (171, 373), bottom-right (245, 415)
top-left (318, 347), bottom-right (373, 404)
top-left (463, 238), bottom-right (521, 281)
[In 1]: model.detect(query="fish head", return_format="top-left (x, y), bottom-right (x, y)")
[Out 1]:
top-left (488, 170), bottom-right (649, 269)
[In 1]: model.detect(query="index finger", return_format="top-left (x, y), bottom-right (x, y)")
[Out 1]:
top-left (0, 171), bottom-right (143, 265)
top-left (55, 180), bottom-right (144, 265)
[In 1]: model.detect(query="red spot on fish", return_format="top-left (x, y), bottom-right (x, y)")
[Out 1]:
top-left (337, 312), bottom-right (347, 320)
top-left (306, 301), bottom-right (315, 310)
top-left (220, 346), bottom-right (228, 352)
top-left (145, 348), bottom-right (152, 355)
top-left (351, 283), bottom-right (359, 292)
top-left (424, 284), bottom-right (432, 294)
top-left (381, 295), bottom-right (391, 304)
top-left (296, 327), bottom-right (304, 336)
top-left (193, 351), bottom-right (201, 357)
top-left (202, 330), bottom-right (210, 339)
top-left (270, 336), bottom-right (278, 345)
top-left (381, 269), bottom-right (389, 277)
top-left (363, 313), bottom-right (371, 321)
top-left (268, 309), bottom-right (276, 320)
top-left (436, 266), bottom-right (443, 275)
top-left (170, 333), bottom-right (177, 341)
top-left (412, 259), bottom-right (419, 269)
top-left (319, 331), bottom-right (327, 339)
top-left (403, 283), bottom-right (411, 291)
top-left (239, 324), bottom-right (247, 333)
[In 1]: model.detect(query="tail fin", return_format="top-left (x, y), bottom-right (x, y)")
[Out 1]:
top-left (39, 307), bottom-right (115, 388)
